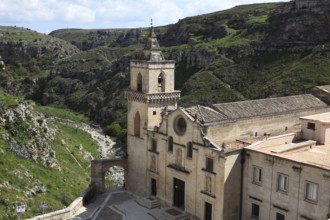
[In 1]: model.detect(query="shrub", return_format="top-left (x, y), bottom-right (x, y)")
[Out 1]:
top-left (104, 123), bottom-right (126, 139)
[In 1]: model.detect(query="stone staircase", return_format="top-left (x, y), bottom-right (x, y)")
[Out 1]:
top-left (135, 196), bottom-right (161, 209)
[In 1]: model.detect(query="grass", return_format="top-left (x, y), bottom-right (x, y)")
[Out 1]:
top-left (246, 15), bottom-right (269, 25)
top-left (180, 70), bottom-right (245, 107)
top-left (0, 117), bottom-right (100, 219)
top-left (0, 90), bottom-right (18, 108)
top-left (33, 105), bottom-right (89, 123)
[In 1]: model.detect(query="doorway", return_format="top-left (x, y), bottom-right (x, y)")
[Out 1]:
top-left (151, 178), bottom-right (157, 196)
top-left (204, 202), bottom-right (212, 220)
top-left (173, 178), bottom-right (185, 209)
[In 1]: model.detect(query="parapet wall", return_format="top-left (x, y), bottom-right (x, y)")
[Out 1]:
top-left (27, 196), bottom-right (83, 220)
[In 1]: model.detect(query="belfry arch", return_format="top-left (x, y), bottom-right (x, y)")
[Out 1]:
top-left (158, 72), bottom-right (165, 92)
top-left (90, 158), bottom-right (128, 193)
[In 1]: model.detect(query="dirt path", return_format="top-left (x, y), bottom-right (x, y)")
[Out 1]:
top-left (51, 118), bottom-right (116, 158)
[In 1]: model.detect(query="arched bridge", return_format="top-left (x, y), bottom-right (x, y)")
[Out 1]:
top-left (91, 158), bottom-right (127, 193)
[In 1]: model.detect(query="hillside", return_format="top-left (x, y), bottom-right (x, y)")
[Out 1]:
top-left (0, 89), bottom-right (103, 219)
top-left (44, 1), bottom-right (330, 119)
top-left (1, 1), bottom-right (329, 134)
top-left (1, 1), bottom-right (329, 140)
top-left (0, 1), bottom-right (330, 218)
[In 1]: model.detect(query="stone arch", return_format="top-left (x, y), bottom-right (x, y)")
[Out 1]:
top-left (91, 158), bottom-right (128, 193)
top-left (134, 111), bottom-right (141, 137)
top-left (104, 165), bottom-right (124, 189)
top-left (158, 72), bottom-right (165, 92)
top-left (137, 73), bottom-right (142, 92)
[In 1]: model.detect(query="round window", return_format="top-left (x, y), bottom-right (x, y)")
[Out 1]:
top-left (174, 116), bottom-right (187, 136)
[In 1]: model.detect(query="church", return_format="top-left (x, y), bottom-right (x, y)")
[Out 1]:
top-left (123, 26), bottom-right (330, 220)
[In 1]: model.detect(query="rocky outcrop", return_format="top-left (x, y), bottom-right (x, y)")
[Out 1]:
top-left (0, 55), bottom-right (5, 70)
top-left (0, 26), bottom-right (79, 64)
top-left (295, 0), bottom-right (330, 10)
top-left (0, 102), bottom-right (59, 168)
top-left (50, 28), bottom-right (148, 50)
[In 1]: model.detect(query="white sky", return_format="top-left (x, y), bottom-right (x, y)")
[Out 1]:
top-left (0, 0), bottom-right (289, 34)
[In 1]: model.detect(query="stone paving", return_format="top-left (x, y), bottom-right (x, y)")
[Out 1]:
top-left (73, 189), bottom-right (189, 220)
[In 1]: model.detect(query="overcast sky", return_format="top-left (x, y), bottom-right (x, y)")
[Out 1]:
top-left (0, 0), bottom-right (289, 34)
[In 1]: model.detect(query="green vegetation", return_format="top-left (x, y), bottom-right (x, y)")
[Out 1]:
top-left (0, 118), bottom-right (99, 219)
top-left (180, 70), bottom-right (244, 106)
top-left (104, 123), bottom-right (126, 139)
top-left (1, 2), bottom-right (330, 217)
top-left (34, 105), bottom-right (89, 123)
top-left (0, 91), bottom-right (100, 219)
top-left (0, 90), bottom-right (18, 109)
top-left (247, 15), bottom-right (269, 25)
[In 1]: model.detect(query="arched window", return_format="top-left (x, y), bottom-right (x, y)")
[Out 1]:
top-left (137, 73), bottom-right (142, 92)
top-left (187, 142), bottom-right (193, 159)
top-left (168, 136), bottom-right (173, 152)
top-left (158, 72), bottom-right (165, 92)
top-left (134, 111), bottom-right (141, 137)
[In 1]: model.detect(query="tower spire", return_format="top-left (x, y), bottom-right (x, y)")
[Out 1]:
top-left (143, 19), bottom-right (164, 61)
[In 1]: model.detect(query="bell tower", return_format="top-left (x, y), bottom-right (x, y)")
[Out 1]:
top-left (124, 25), bottom-right (180, 195)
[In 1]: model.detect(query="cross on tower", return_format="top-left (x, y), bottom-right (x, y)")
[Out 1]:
top-left (150, 18), bottom-right (153, 27)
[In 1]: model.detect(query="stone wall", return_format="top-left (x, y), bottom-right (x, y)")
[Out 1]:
top-left (243, 150), bottom-right (330, 220)
top-left (206, 106), bottom-right (330, 144)
top-left (27, 196), bottom-right (83, 220)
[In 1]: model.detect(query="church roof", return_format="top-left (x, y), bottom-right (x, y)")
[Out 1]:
top-left (185, 94), bottom-right (328, 125)
top-left (185, 105), bottom-right (227, 123)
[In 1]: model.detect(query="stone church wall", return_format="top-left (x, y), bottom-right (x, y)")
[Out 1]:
top-left (207, 107), bottom-right (330, 145)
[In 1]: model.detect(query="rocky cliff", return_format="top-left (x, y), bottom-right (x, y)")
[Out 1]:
top-left (0, 102), bottom-right (58, 168)
top-left (2, 1), bottom-right (330, 132)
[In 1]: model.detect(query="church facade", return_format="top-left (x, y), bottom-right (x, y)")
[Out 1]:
top-left (124, 27), bottom-right (330, 220)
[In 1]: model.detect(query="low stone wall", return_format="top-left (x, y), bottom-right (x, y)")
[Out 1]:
top-left (27, 196), bottom-right (83, 220)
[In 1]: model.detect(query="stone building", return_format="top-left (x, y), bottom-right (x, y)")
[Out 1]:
top-left (124, 27), bottom-right (330, 220)
top-left (243, 112), bottom-right (330, 220)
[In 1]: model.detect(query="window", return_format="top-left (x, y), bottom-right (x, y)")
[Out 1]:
top-left (151, 139), bottom-right (157, 152)
top-left (187, 142), bottom-right (193, 159)
top-left (168, 136), bottom-right (173, 152)
top-left (153, 111), bottom-right (156, 115)
top-left (277, 174), bottom-right (288, 192)
top-left (134, 111), bottom-right (141, 137)
top-left (158, 73), bottom-right (165, 92)
top-left (251, 203), bottom-right (260, 219)
top-left (206, 158), bottom-right (213, 172)
top-left (253, 166), bottom-right (262, 184)
top-left (173, 116), bottom-right (187, 136)
top-left (137, 73), bottom-right (142, 92)
top-left (276, 213), bottom-right (285, 220)
top-left (305, 181), bottom-right (318, 202)
top-left (307, 122), bottom-right (315, 130)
